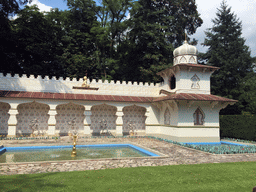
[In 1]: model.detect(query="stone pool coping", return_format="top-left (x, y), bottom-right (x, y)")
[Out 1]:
top-left (1, 137), bottom-right (256, 176)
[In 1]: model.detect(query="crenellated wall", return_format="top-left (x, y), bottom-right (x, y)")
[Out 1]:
top-left (0, 73), bottom-right (163, 97)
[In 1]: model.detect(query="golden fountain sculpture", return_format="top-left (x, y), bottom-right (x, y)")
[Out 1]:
top-left (68, 118), bottom-right (78, 157)
top-left (71, 135), bottom-right (77, 157)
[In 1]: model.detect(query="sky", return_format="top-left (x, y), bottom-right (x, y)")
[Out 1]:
top-left (21, 0), bottom-right (256, 57)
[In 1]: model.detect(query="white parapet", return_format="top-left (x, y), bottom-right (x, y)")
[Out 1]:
top-left (0, 73), bottom-right (161, 97)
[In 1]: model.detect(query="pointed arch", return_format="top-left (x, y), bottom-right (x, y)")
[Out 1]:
top-left (193, 107), bottom-right (204, 125)
top-left (164, 108), bottom-right (171, 125)
top-left (122, 105), bottom-right (146, 132)
top-left (90, 104), bottom-right (117, 132)
top-left (169, 75), bottom-right (176, 90)
top-left (191, 74), bottom-right (200, 89)
top-left (56, 102), bottom-right (85, 135)
top-left (0, 102), bottom-right (10, 135)
top-left (179, 56), bottom-right (187, 63)
top-left (189, 56), bottom-right (196, 63)
top-left (16, 101), bottom-right (50, 135)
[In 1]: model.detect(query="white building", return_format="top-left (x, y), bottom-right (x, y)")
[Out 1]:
top-left (0, 40), bottom-right (237, 143)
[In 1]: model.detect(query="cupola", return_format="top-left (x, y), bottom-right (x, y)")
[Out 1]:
top-left (173, 40), bottom-right (198, 65)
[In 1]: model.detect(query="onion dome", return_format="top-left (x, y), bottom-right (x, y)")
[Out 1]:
top-left (173, 40), bottom-right (198, 57)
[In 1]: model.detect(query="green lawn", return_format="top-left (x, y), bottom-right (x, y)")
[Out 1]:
top-left (0, 161), bottom-right (256, 192)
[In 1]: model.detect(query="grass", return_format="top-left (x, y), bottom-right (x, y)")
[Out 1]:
top-left (0, 161), bottom-right (256, 191)
top-left (1, 136), bottom-right (256, 191)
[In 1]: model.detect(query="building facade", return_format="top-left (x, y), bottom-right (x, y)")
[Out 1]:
top-left (0, 41), bottom-right (237, 143)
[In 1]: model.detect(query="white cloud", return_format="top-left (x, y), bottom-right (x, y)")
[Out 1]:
top-left (10, 0), bottom-right (52, 20)
top-left (29, 0), bottom-right (52, 12)
top-left (190, 0), bottom-right (256, 57)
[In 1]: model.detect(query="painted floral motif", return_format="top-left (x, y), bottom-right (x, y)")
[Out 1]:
top-left (56, 103), bottom-right (85, 134)
top-left (122, 105), bottom-right (146, 132)
top-left (90, 104), bottom-right (117, 131)
top-left (0, 102), bottom-right (10, 134)
top-left (16, 102), bottom-right (50, 134)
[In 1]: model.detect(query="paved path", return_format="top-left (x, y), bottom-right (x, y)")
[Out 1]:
top-left (1, 136), bottom-right (256, 176)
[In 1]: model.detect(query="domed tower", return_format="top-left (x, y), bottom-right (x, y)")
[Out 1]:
top-left (173, 40), bottom-right (198, 65)
top-left (157, 40), bottom-right (219, 94)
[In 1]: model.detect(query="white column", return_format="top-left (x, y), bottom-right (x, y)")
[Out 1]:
top-left (145, 106), bottom-right (155, 136)
top-left (116, 107), bottom-right (124, 136)
top-left (48, 105), bottom-right (57, 136)
top-left (7, 103), bottom-right (19, 137)
top-left (84, 109), bottom-right (92, 136)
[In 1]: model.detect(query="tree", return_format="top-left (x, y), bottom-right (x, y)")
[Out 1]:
top-left (121, 0), bottom-right (203, 83)
top-left (239, 72), bottom-right (256, 114)
top-left (202, 0), bottom-right (254, 115)
top-left (91, 0), bottom-right (135, 81)
top-left (0, 0), bottom-right (32, 74)
top-left (59, 0), bottom-right (100, 79)
top-left (11, 5), bottom-right (65, 77)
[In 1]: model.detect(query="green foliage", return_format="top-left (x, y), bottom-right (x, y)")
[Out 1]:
top-left (220, 115), bottom-right (256, 141)
top-left (202, 1), bottom-right (254, 115)
top-left (122, 0), bottom-right (203, 83)
top-left (9, 5), bottom-right (65, 77)
top-left (1, 0), bottom-right (203, 83)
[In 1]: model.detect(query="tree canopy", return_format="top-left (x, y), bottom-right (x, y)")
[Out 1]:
top-left (202, 0), bottom-right (254, 114)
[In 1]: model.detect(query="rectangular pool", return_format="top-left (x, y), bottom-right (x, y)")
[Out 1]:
top-left (0, 144), bottom-right (159, 163)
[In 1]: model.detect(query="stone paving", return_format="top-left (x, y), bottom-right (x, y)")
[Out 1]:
top-left (1, 136), bottom-right (256, 176)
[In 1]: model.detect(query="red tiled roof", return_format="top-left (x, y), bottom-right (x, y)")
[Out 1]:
top-left (0, 90), bottom-right (154, 103)
top-left (0, 90), bottom-right (237, 103)
top-left (153, 93), bottom-right (237, 102)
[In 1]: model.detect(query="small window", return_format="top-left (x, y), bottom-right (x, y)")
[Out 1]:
top-left (193, 107), bottom-right (204, 125)
top-left (170, 75), bottom-right (176, 90)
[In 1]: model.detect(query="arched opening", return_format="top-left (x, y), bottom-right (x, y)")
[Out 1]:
top-left (56, 103), bottom-right (85, 136)
top-left (16, 102), bottom-right (50, 136)
top-left (164, 108), bottom-right (171, 125)
top-left (193, 107), bottom-right (204, 125)
top-left (90, 104), bottom-right (117, 134)
top-left (122, 105), bottom-right (146, 134)
top-left (170, 75), bottom-right (176, 90)
top-left (0, 102), bottom-right (10, 135)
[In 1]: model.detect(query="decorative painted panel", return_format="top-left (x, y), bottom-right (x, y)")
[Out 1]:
top-left (0, 102), bottom-right (10, 134)
top-left (56, 103), bottom-right (85, 134)
top-left (122, 105), bottom-right (146, 132)
top-left (90, 104), bottom-right (117, 131)
top-left (16, 102), bottom-right (50, 134)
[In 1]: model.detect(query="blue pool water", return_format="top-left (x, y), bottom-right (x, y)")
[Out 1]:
top-left (0, 144), bottom-right (159, 163)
